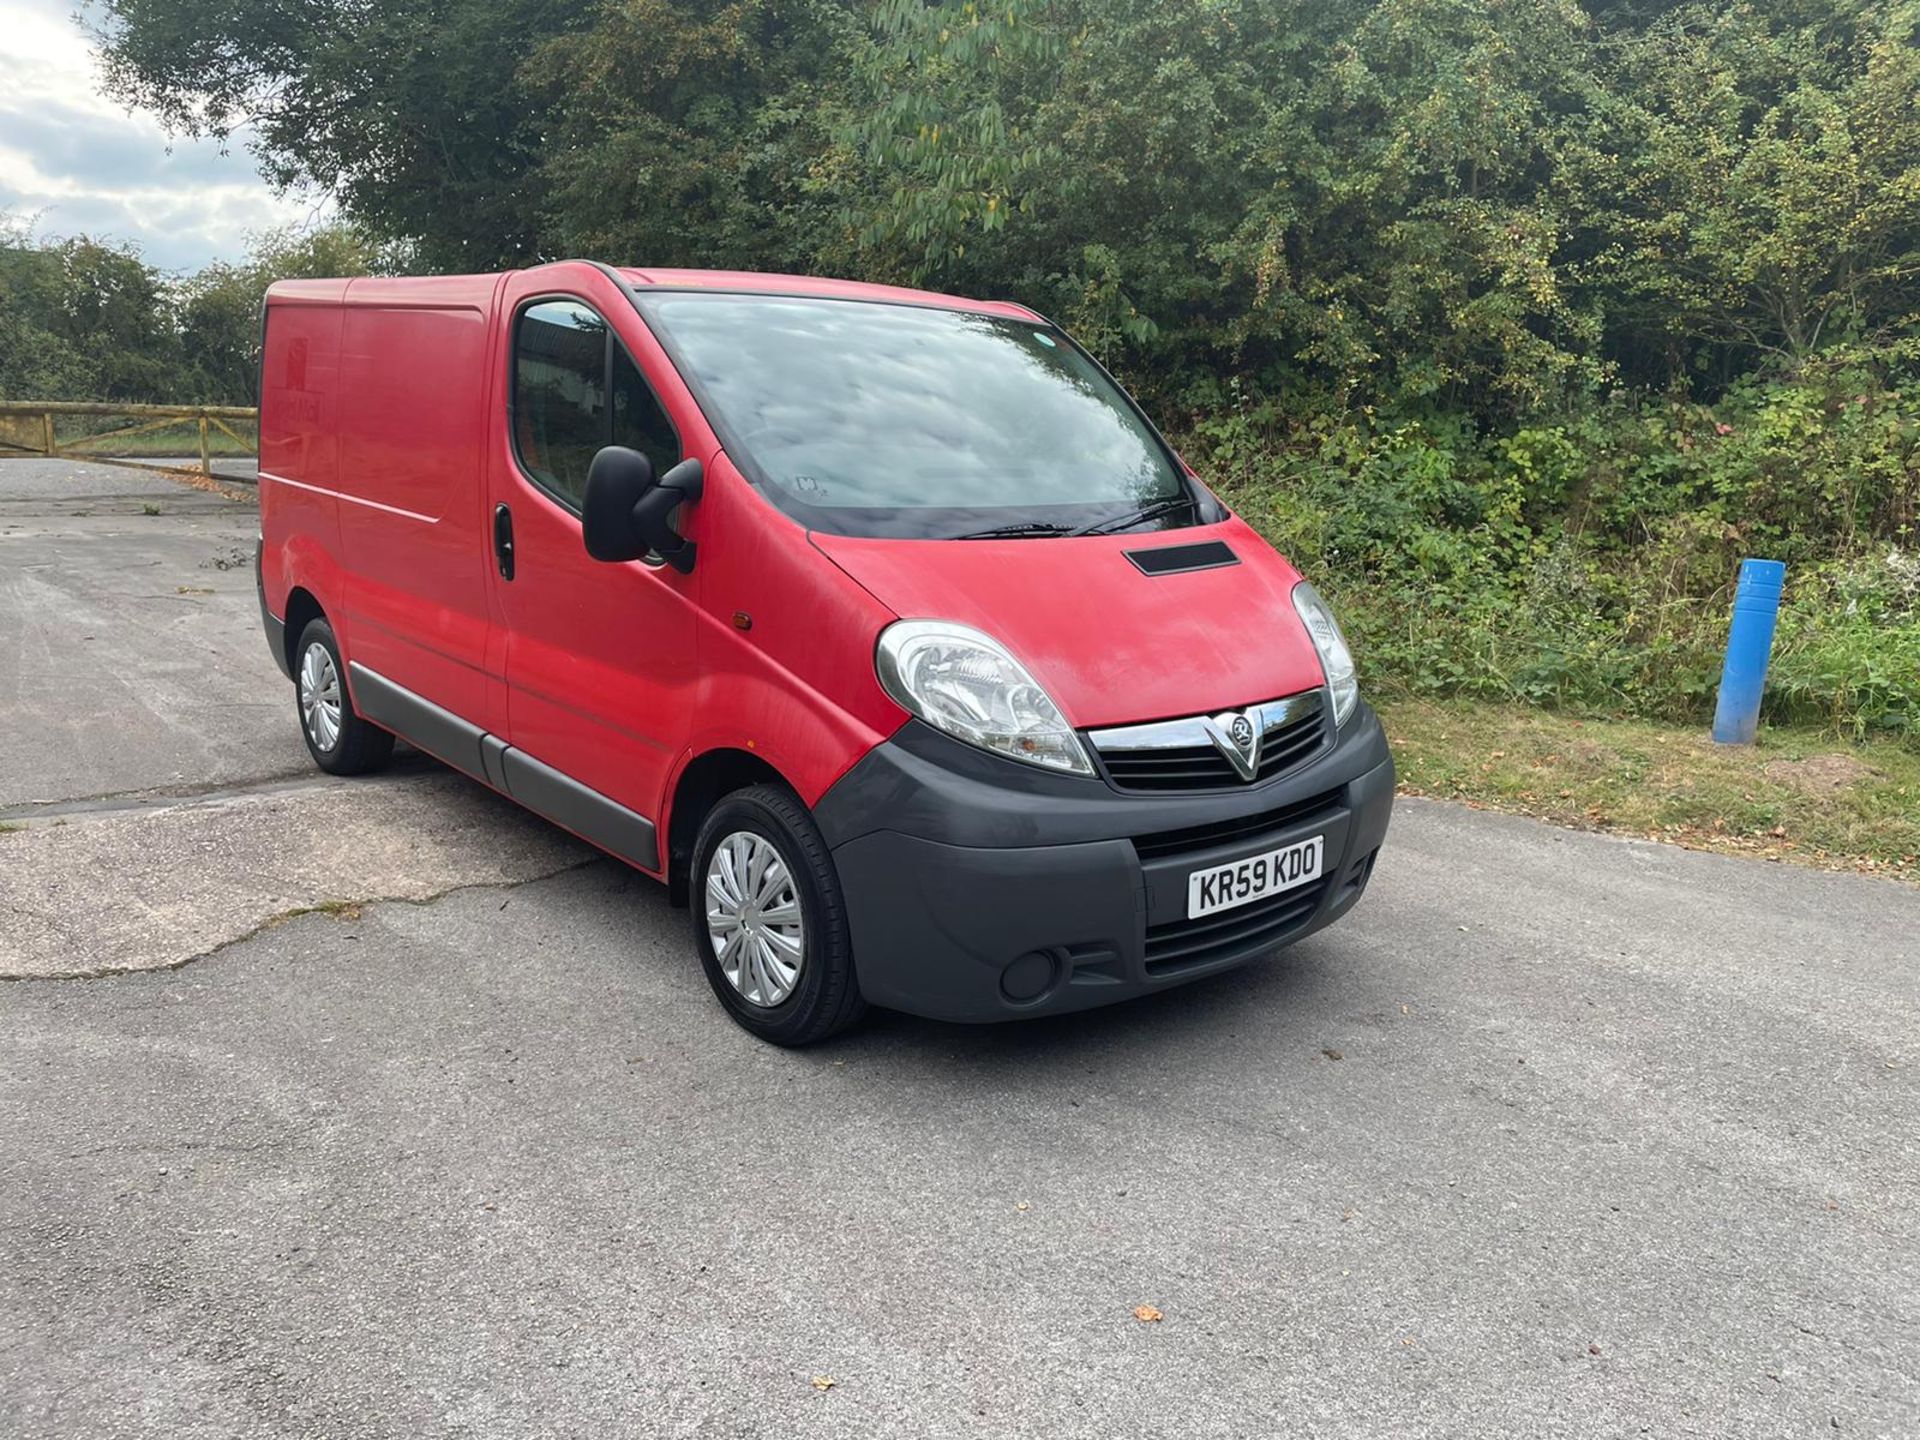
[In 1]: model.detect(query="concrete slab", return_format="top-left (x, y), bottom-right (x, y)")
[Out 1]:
top-left (0, 460), bottom-right (296, 806)
top-left (1, 801), bottom-right (1915, 1437)
top-left (0, 766), bottom-right (593, 978)
top-left (0, 459), bottom-right (605, 980)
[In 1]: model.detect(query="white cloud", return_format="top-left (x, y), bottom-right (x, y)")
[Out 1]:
top-left (0, 0), bottom-right (328, 271)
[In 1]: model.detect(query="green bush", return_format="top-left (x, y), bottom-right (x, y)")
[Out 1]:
top-left (1193, 370), bottom-right (1920, 744)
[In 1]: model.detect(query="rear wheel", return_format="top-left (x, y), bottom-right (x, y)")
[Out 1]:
top-left (294, 618), bottom-right (394, 776)
top-left (691, 784), bottom-right (866, 1045)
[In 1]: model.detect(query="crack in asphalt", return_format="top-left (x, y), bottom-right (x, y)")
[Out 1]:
top-left (0, 757), bottom-right (440, 824)
top-left (0, 857), bottom-right (608, 984)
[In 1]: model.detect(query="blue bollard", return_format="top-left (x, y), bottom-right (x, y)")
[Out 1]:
top-left (1711, 558), bottom-right (1786, 745)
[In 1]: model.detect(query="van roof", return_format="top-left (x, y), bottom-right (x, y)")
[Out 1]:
top-left (265, 265), bottom-right (1041, 323)
top-left (620, 268), bottom-right (1041, 322)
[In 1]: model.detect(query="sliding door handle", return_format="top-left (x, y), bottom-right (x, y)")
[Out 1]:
top-left (493, 503), bottom-right (515, 581)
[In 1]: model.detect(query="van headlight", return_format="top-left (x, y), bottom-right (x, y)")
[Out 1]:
top-left (875, 619), bottom-right (1093, 776)
top-left (1292, 582), bottom-right (1359, 726)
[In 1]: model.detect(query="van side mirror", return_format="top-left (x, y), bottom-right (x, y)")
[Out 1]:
top-left (582, 447), bottom-right (703, 573)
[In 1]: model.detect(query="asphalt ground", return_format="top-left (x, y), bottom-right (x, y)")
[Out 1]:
top-left (1, 458), bottom-right (1915, 1437)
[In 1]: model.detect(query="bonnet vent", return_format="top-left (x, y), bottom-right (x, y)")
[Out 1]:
top-left (1124, 541), bottom-right (1238, 576)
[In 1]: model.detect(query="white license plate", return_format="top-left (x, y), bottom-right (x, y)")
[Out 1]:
top-left (1187, 835), bottom-right (1324, 919)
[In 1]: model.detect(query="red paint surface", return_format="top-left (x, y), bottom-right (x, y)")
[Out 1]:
top-left (259, 262), bottom-right (1327, 874)
top-left (484, 266), bottom-right (704, 829)
top-left (809, 518), bottom-right (1324, 727)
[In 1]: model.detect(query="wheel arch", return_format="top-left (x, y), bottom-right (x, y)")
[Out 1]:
top-left (664, 747), bottom-right (791, 905)
top-left (282, 586), bottom-right (326, 678)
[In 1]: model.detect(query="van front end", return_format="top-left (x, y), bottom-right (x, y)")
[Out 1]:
top-left (630, 285), bottom-right (1403, 1033)
top-left (815, 690), bottom-right (1393, 1023)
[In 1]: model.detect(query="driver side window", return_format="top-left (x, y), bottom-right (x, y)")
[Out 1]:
top-left (513, 298), bottom-right (679, 510)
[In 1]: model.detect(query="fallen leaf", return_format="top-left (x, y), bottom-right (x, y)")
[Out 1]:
top-left (810, 1376), bottom-right (835, 1392)
top-left (1589, 1343), bottom-right (1603, 1356)
top-left (1132, 1304), bottom-right (1163, 1324)
top-left (1322, 1047), bottom-right (1344, 1061)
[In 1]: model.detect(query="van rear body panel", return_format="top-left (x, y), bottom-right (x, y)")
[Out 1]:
top-left (258, 294), bottom-right (348, 637)
top-left (331, 279), bottom-right (500, 731)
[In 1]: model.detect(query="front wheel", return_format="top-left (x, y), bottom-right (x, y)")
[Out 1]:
top-left (691, 784), bottom-right (866, 1045)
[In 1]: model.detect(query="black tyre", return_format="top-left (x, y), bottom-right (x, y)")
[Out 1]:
top-left (690, 783), bottom-right (867, 1045)
top-left (293, 617), bottom-right (395, 776)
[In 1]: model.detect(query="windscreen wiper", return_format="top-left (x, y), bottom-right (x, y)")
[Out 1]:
top-left (1067, 495), bottom-right (1201, 538)
top-left (947, 521), bottom-right (1075, 541)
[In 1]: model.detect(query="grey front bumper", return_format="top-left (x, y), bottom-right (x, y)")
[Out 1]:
top-left (814, 706), bottom-right (1395, 1022)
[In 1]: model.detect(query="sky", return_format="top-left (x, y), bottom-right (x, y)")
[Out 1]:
top-left (0, 0), bottom-right (321, 273)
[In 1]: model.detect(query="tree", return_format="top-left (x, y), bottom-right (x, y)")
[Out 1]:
top-left (92, 0), bottom-right (591, 269)
top-left (526, 0), bottom-right (859, 272)
top-left (176, 225), bottom-right (386, 402)
top-left (70, 0), bottom-right (1920, 419)
top-left (0, 217), bottom-right (100, 400)
top-left (0, 214), bottom-right (380, 405)
top-left (838, 0), bottom-right (1610, 412)
top-left (0, 222), bottom-right (179, 400)
top-left (1577, 0), bottom-right (1920, 388)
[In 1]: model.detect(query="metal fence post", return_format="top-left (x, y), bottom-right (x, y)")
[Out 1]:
top-left (197, 414), bottom-right (211, 475)
top-left (1711, 558), bottom-right (1787, 745)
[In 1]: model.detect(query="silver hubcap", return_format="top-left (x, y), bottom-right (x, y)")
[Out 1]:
top-left (704, 831), bottom-right (805, 1007)
top-left (299, 641), bottom-right (343, 752)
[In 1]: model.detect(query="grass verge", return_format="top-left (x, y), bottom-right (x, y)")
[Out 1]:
top-left (1378, 698), bottom-right (1920, 881)
top-left (59, 424), bottom-right (254, 459)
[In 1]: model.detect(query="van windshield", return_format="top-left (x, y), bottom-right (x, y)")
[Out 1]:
top-left (636, 292), bottom-right (1198, 539)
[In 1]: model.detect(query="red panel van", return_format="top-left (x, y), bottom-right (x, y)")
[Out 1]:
top-left (256, 263), bottom-right (1393, 1043)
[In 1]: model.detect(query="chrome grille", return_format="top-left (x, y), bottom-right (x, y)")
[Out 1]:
top-left (1088, 689), bottom-right (1328, 792)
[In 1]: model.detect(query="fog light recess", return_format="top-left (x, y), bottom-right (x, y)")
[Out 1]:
top-left (999, 949), bottom-right (1061, 1005)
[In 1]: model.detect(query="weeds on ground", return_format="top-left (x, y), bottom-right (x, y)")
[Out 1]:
top-left (1381, 699), bottom-right (1920, 879)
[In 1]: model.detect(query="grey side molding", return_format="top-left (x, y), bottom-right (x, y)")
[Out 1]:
top-left (349, 663), bottom-right (489, 782)
top-left (345, 662), bottom-right (659, 871)
top-left (501, 748), bottom-right (658, 871)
